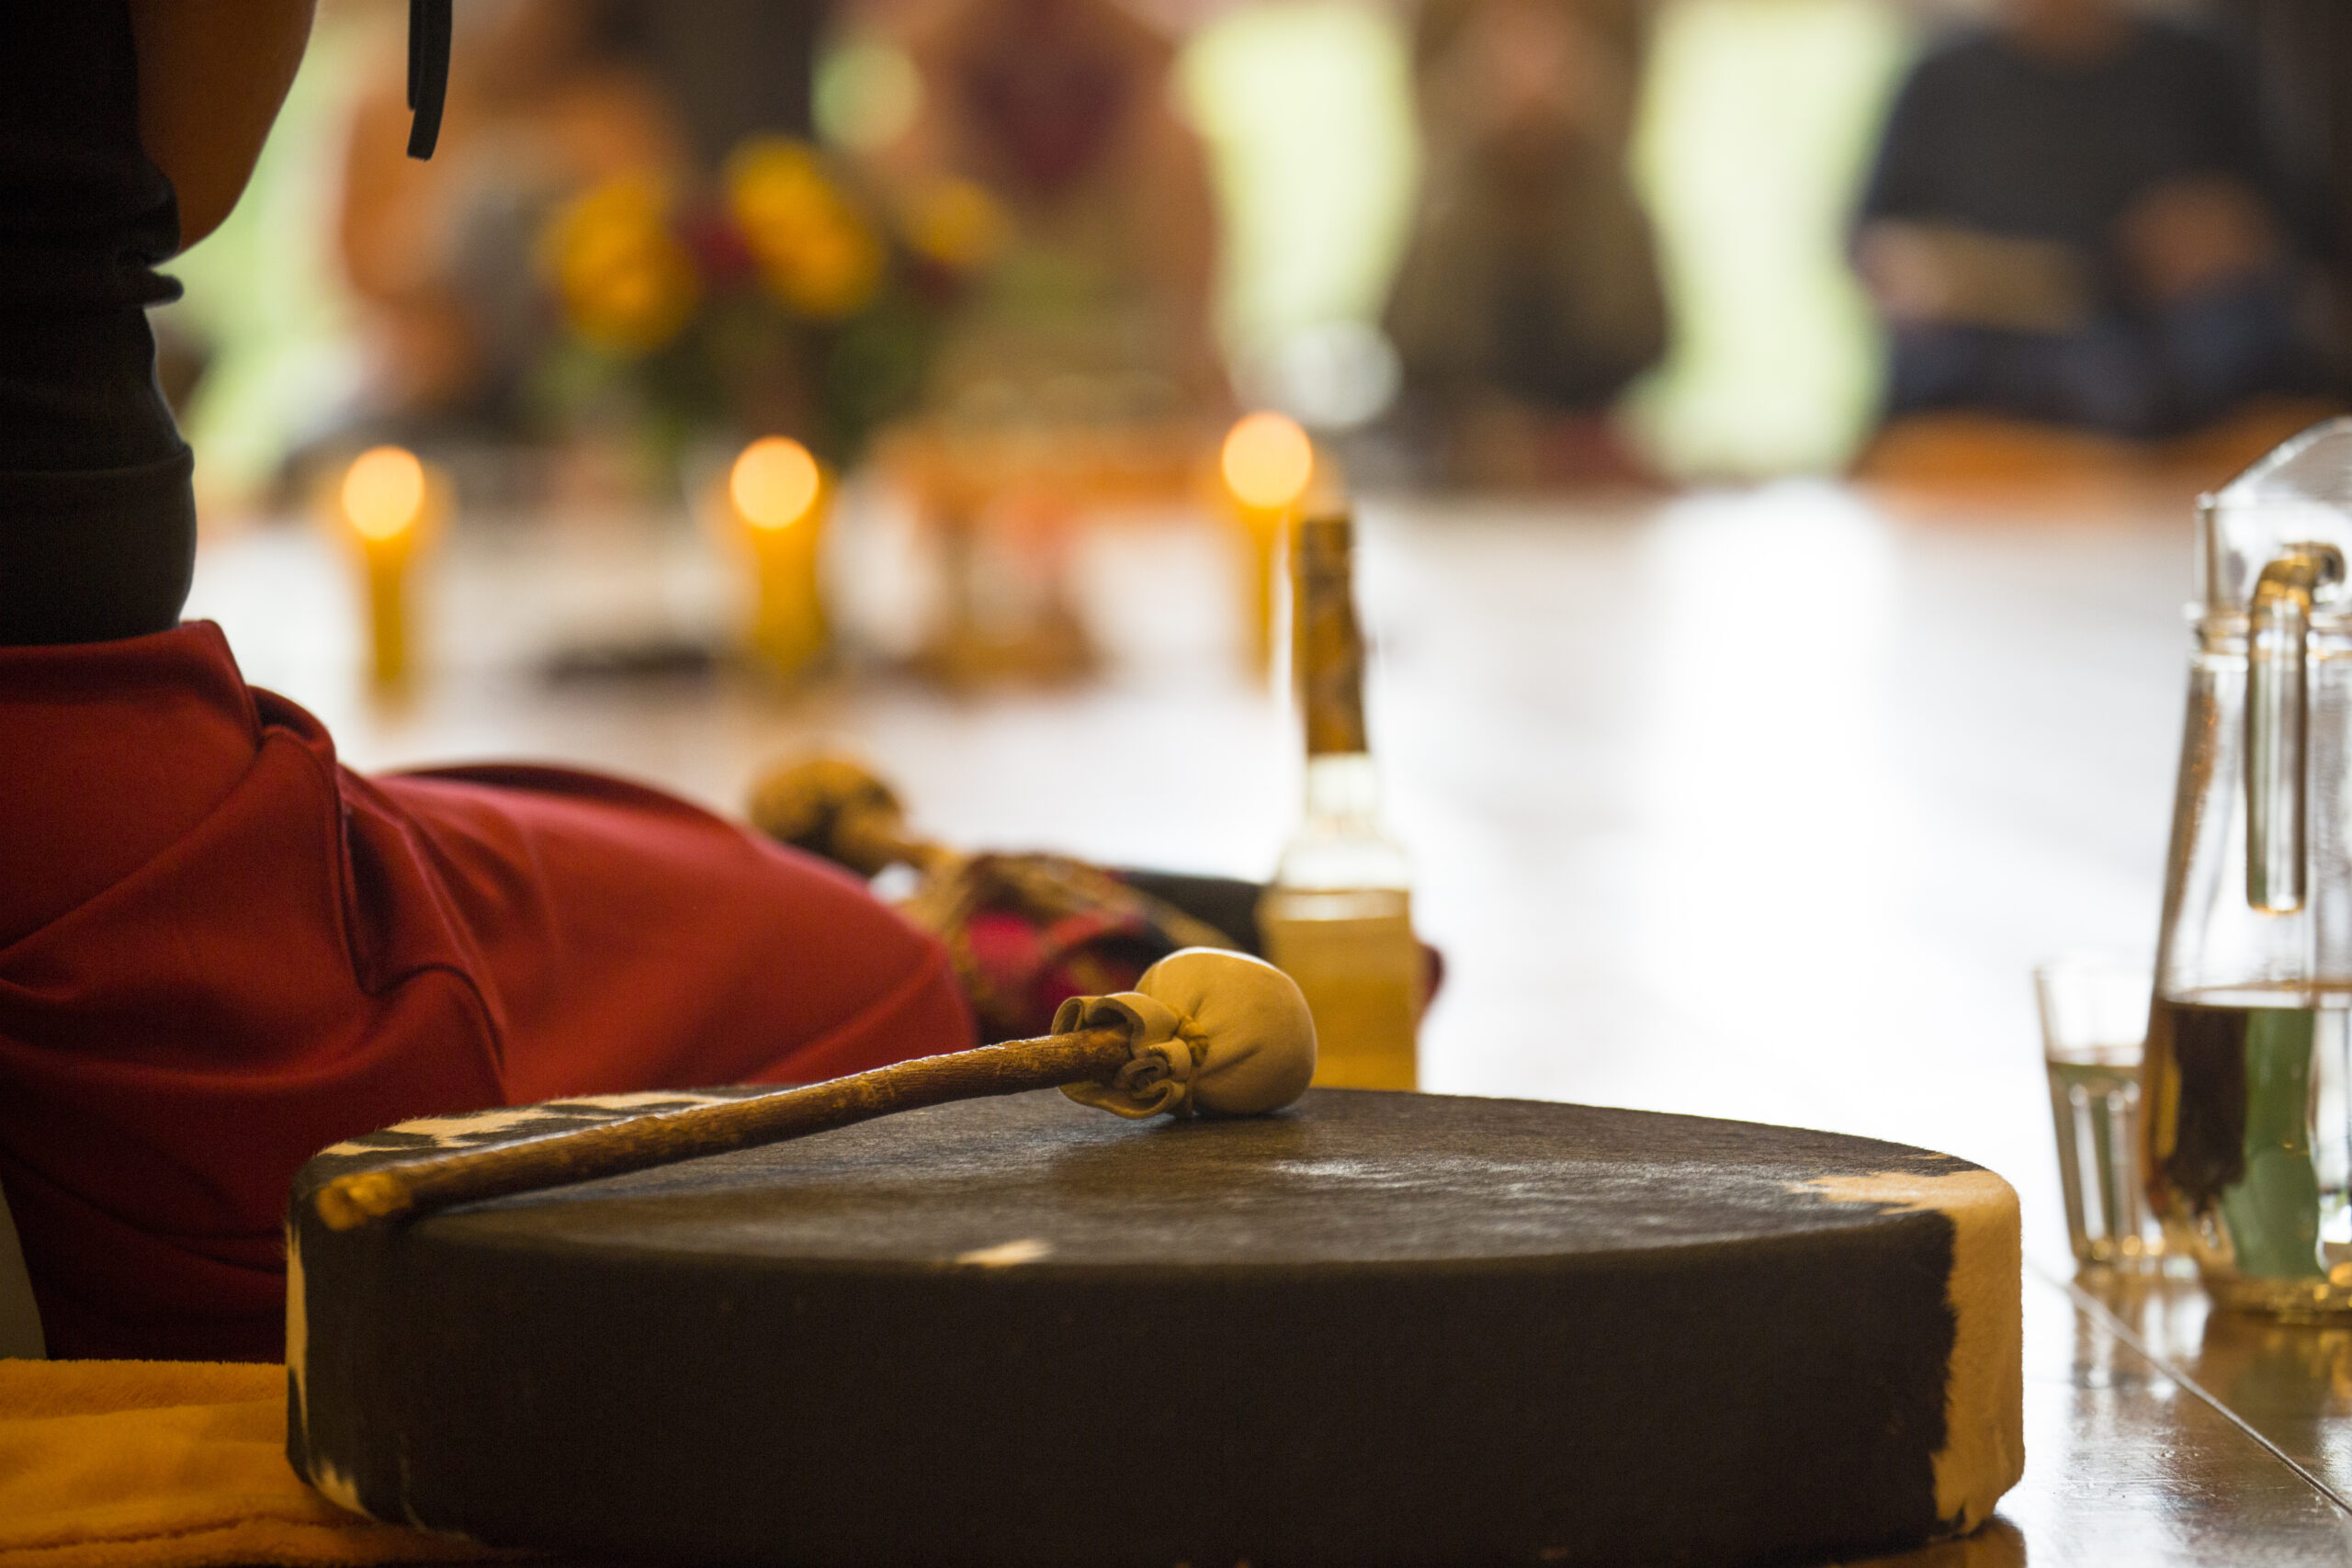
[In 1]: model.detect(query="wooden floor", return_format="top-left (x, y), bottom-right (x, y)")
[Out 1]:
top-left (187, 474), bottom-right (2352, 1562)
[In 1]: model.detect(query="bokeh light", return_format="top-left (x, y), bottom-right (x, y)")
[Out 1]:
top-left (731, 437), bottom-right (823, 530)
top-left (341, 446), bottom-right (426, 541)
top-left (1221, 412), bottom-right (1315, 511)
top-left (813, 39), bottom-right (923, 152)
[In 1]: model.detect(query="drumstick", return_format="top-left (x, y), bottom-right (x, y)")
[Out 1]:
top-left (312, 948), bottom-right (1316, 1232)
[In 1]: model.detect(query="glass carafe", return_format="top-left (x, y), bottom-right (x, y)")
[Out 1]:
top-left (2146, 418), bottom-right (2352, 1315)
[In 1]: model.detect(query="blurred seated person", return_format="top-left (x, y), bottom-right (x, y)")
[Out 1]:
top-left (1382, 0), bottom-right (1666, 484)
top-left (0, 1), bottom-right (969, 1361)
top-left (854, 0), bottom-right (1227, 680)
top-left (338, 0), bottom-right (689, 437)
top-left (618, 0), bottom-right (824, 164)
top-left (863, 0), bottom-right (1228, 435)
top-left (1854, 0), bottom-right (2315, 439)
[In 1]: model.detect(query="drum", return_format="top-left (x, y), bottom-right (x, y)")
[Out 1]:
top-left (288, 1089), bottom-right (2019, 1566)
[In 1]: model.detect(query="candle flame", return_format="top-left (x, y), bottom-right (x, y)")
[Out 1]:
top-left (731, 437), bottom-right (822, 531)
top-left (1221, 412), bottom-right (1314, 512)
top-left (342, 447), bottom-right (427, 542)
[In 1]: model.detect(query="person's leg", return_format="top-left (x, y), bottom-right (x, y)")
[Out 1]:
top-left (1883, 319), bottom-right (2179, 438)
top-left (2038, 321), bottom-right (2167, 438)
top-left (379, 765), bottom-right (974, 1099)
top-left (2154, 277), bottom-right (2317, 429)
top-left (1884, 323), bottom-right (1993, 415)
top-left (0, 625), bottom-right (970, 1359)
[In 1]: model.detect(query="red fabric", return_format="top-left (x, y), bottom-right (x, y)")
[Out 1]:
top-left (0, 622), bottom-right (973, 1362)
top-left (960, 905), bottom-right (1162, 1042)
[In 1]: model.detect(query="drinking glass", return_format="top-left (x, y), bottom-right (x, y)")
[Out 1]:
top-left (2037, 954), bottom-right (2163, 1269)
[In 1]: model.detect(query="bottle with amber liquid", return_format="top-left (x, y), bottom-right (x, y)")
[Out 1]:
top-left (1259, 510), bottom-right (1423, 1090)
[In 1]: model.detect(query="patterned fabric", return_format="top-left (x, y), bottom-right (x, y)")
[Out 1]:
top-left (900, 852), bottom-right (1239, 1042)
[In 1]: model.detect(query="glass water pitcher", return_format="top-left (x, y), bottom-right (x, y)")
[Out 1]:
top-left (2146, 418), bottom-right (2352, 1315)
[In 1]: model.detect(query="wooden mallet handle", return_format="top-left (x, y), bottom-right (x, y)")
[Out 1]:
top-left (313, 1027), bottom-right (1133, 1232)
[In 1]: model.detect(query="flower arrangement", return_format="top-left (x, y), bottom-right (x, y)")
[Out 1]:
top-left (536, 137), bottom-right (1007, 474)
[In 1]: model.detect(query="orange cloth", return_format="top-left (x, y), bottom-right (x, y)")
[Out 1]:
top-left (0, 1359), bottom-right (495, 1568)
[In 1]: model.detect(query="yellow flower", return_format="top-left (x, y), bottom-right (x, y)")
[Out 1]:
top-left (542, 177), bottom-right (699, 355)
top-left (903, 178), bottom-right (1008, 273)
top-left (725, 137), bottom-right (885, 319)
top-left (727, 139), bottom-right (835, 236)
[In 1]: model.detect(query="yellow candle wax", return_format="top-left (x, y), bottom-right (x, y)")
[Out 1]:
top-left (338, 446), bottom-right (440, 692)
top-left (729, 436), bottom-right (830, 681)
top-left (1219, 412), bottom-right (1316, 678)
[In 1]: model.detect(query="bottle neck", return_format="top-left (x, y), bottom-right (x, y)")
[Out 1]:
top-left (1276, 511), bottom-right (1408, 892)
top-left (1295, 513), bottom-right (1368, 759)
top-left (1277, 751), bottom-right (1409, 892)
top-left (1303, 751), bottom-right (1385, 832)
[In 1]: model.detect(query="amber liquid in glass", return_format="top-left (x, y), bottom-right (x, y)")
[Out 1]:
top-left (1261, 886), bottom-right (1420, 1090)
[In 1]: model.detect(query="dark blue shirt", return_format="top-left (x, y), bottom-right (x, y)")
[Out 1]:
top-left (1858, 21), bottom-right (2265, 262)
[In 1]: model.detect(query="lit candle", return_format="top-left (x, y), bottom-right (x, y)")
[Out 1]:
top-left (338, 446), bottom-right (440, 691)
top-left (1219, 412), bottom-right (1316, 677)
top-left (729, 436), bottom-right (830, 681)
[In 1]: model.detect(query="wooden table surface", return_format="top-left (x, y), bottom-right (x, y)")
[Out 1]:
top-left (187, 475), bottom-right (2352, 1562)
top-left (1860, 1265), bottom-right (2352, 1566)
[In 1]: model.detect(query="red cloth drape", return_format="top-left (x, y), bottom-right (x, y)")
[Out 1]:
top-left (0, 622), bottom-right (973, 1361)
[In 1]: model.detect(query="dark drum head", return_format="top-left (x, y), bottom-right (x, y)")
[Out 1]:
top-left (288, 1089), bottom-right (2005, 1568)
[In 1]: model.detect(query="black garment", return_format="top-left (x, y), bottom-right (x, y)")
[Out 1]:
top-left (1859, 20), bottom-right (2266, 307)
top-left (615, 0), bottom-right (820, 165)
top-left (1859, 18), bottom-right (2312, 435)
top-left (0, 0), bottom-right (195, 645)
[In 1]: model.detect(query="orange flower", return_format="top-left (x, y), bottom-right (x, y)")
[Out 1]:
top-left (725, 137), bottom-right (885, 318)
top-left (542, 177), bottom-right (699, 355)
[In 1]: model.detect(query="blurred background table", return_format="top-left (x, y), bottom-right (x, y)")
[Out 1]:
top-left (188, 474), bottom-right (2352, 1562)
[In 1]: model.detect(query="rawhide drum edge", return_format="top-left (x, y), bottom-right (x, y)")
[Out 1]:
top-left (288, 1089), bottom-right (2022, 1568)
